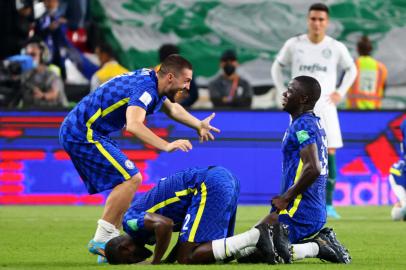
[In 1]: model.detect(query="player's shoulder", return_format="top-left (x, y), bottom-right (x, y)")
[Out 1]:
top-left (291, 114), bottom-right (318, 132)
top-left (326, 35), bottom-right (349, 51)
top-left (284, 33), bottom-right (307, 46)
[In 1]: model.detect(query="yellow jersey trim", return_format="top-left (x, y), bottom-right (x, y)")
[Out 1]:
top-left (390, 167), bottom-right (402, 177)
top-left (85, 98), bottom-right (131, 180)
top-left (280, 159), bottom-right (303, 217)
top-left (188, 182), bottom-right (207, 242)
top-left (146, 188), bottom-right (196, 213)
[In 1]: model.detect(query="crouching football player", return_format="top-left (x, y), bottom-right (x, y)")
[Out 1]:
top-left (104, 166), bottom-right (290, 264)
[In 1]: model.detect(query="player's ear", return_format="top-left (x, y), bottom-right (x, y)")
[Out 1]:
top-left (301, 94), bottom-right (309, 104)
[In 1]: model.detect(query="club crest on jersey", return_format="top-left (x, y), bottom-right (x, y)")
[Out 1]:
top-left (125, 160), bottom-right (135, 170)
top-left (322, 48), bottom-right (332, 59)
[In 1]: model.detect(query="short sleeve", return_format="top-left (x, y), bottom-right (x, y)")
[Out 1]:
top-left (128, 81), bottom-right (157, 110)
top-left (123, 211), bottom-right (146, 234)
top-left (294, 122), bottom-right (317, 151)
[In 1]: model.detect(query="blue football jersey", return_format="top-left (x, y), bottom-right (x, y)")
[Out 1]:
top-left (390, 159), bottom-right (406, 189)
top-left (280, 112), bottom-right (328, 222)
top-left (122, 167), bottom-right (210, 244)
top-left (60, 69), bottom-right (166, 142)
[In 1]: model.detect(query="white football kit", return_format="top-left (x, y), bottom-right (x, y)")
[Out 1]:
top-left (272, 34), bottom-right (357, 148)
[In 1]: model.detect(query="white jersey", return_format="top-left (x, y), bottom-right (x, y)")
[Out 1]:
top-left (275, 34), bottom-right (354, 106)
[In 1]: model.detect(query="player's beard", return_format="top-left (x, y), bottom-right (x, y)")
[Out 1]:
top-left (166, 88), bottom-right (183, 103)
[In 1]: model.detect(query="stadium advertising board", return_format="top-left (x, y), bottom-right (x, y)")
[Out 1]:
top-left (0, 110), bottom-right (404, 205)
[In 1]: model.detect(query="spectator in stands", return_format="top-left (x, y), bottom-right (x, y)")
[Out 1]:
top-left (20, 39), bottom-right (68, 108)
top-left (157, 44), bottom-right (199, 107)
top-left (34, 0), bottom-right (68, 80)
top-left (90, 43), bottom-right (128, 92)
top-left (0, 0), bottom-right (34, 60)
top-left (209, 49), bottom-right (253, 108)
top-left (346, 36), bottom-right (388, 110)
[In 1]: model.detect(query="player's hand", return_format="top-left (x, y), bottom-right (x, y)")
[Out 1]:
top-left (165, 139), bottom-right (192, 152)
top-left (271, 195), bottom-right (290, 212)
top-left (329, 91), bottom-right (342, 105)
top-left (33, 87), bottom-right (44, 100)
top-left (198, 113), bottom-right (220, 143)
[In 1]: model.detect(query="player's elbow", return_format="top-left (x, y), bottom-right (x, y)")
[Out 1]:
top-left (125, 121), bottom-right (143, 135)
top-left (309, 163), bottom-right (321, 178)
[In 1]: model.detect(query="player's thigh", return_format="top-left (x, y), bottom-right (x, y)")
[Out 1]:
top-left (63, 140), bottom-right (139, 194)
top-left (278, 214), bottom-right (324, 244)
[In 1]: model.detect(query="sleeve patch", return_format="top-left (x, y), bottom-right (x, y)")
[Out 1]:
top-left (296, 130), bottom-right (310, 144)
top-left (126, 219), bottom-right (139, 231)
top-left (139, 91), bottom-right (152, 107)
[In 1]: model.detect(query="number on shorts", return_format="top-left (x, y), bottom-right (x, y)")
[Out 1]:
top-left (182, 214), bottom-right (191, 231)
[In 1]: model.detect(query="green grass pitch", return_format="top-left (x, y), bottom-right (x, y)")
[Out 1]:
top-left (0, 206), bottom-right (405, 270)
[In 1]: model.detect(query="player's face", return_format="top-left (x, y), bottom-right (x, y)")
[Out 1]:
top-left (166, 68), bottom-right (193, 102)
top-left (116, 237), bottom-right (151, 264)
top-left (282, 80), bottom-right (302, 113)
top-left (307, 10), bottom-right (329, 37)
top-left (25, 45), bottom-right (41, 66)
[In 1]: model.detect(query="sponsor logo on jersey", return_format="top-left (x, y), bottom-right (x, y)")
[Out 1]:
top-left (125, 159), bottom-right (135, 170)
top-left (299, 63), bottom-right (327, 73)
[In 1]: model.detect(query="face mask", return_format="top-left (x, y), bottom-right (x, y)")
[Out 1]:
top-left (223, 64), bottom-right (236, 76)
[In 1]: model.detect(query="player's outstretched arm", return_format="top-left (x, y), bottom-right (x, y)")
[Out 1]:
top-left (143, 213), bottom-right (175, 264)
top-left (126, 106), bottom-right (192, 152)
top-left (162, 99), bottom-right (220, 142)
top-left (272, 143), bottom-right (321, 211)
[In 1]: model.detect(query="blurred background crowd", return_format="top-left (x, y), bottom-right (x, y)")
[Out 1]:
top-left (0, 0), bottom-right (405, 110)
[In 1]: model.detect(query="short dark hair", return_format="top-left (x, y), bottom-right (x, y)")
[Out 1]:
top-left (308, 3), bottom-right (329, 15)
top-left (158, 54), bottom-right (192, 76)
top-left (221, 49), bottom-right (237, 61)
top-left (96, 43), bottom-right (115, 58)
top-left (294, 76), bottom-right (321, 106)
top-left (357, 35), bottom-right (373, 56)
top-left (159, 44), bottom-right (180, 62)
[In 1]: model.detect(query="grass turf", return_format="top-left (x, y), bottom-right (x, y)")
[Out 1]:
top-left (0, 206), bottom-right (405, 269)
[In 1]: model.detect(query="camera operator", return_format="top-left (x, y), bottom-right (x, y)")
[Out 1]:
top-left (20, 39), bottom-right (68, 108)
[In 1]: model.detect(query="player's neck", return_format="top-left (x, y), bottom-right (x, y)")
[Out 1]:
top-left (291, 109), bottom-right (313, 120)
top-left (307, 33), bottom-right (325, 44)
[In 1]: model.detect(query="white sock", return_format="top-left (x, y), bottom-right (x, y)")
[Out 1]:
top-left (233, 247), bottom-right (257, 259)
top-left (93, 219), bottom-right (118, 243)
top-left (292, 243), bottom-right (319, 260)
top-left (389, 175), bottom-right (406, 205)
top-left (212, 228), bottom-right (260, 260)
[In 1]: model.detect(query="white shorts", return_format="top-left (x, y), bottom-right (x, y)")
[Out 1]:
top-left (314, 102), bottom-right (343, 149)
